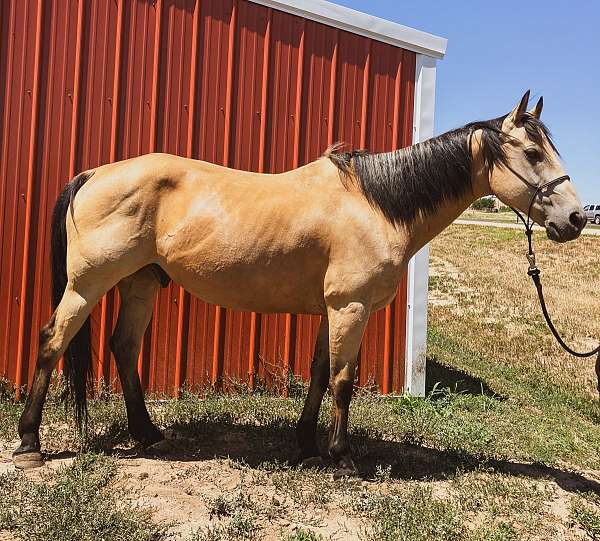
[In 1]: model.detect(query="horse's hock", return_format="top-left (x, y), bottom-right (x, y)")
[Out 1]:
top-left (0, 0), bottom-right (446, 398)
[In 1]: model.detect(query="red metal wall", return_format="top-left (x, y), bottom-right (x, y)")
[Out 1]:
top-left (0, 0), bottom-right (415, 396)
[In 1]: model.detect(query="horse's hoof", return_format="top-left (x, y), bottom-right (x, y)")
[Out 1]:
top-left (332, 457), bottom-right (359, 480)
top-left (144, 438), bottom-right (174, 456)
top-left (13, 451), bottom-right (45, 470)
top-left (333, 465), bottom-right (359, 480)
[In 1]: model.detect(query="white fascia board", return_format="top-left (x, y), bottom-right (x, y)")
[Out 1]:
top-left (249, 0), bottom-right (447, 59)
top-left (405, 54), bottom-right (437, 396)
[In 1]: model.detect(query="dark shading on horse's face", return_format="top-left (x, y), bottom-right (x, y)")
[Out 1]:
top-left (492, 91), bottom-right (586, 242)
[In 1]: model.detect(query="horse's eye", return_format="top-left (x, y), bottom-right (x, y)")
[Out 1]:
top-left (525, 148), bottom-right (542, 164)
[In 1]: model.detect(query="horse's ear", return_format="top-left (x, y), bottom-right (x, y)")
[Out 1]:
top-left (507, 90), bottom-right (530, 125)
top-left (529, 96), bottom-right (543, 119)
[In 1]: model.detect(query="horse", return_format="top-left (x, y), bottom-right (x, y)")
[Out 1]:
top-left (13, 91), bottom-right (587, 476)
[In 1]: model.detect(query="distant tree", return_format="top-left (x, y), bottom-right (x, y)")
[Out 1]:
top-left (471, 197), bottom-right (496, 211)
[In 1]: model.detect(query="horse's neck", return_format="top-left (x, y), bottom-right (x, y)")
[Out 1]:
top-left (399, 138), bottom-right (491, 259)
top-left (401, 189), bottom-right (483, 257)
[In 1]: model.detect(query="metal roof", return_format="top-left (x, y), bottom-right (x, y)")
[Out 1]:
top-left (250, 0), bottom-right (448, 59)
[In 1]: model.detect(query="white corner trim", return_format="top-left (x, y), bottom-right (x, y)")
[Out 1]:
top-left (406, 246), bottom-right (429, 396)
top-left (248, 0), bottom-right (447, 59)
top-left (412, 55), bottom-right (437, 144)
top-left (405, 54), bottom-right (437, 396)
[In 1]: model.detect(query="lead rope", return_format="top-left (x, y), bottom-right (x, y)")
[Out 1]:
top-left (511, 198), bottom-right (600, 359)
top-left (471, 129), bottom-right (600, 360)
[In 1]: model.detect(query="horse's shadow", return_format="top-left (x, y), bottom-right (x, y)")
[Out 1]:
top-left (65, 413), bottom-right (600, 498)
top-left (42, 361), bottom-right (596, 496)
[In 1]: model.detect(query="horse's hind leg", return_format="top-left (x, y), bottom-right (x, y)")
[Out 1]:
top-left (14, 286), bottom-right (101, 468)
top-left (295, 317), bottom-right (329, 463)
top-left (110, 267), bottom-right (163, 448)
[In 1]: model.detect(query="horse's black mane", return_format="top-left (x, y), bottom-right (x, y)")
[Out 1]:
top-left (327, 113), bottom-right (557, 226)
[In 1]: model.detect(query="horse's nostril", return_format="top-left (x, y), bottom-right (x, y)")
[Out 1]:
top-left (569, 211), bottom-right (586, 230)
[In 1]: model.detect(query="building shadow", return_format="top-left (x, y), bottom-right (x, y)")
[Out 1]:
top-left (426, 356), bottom-right (506, 399)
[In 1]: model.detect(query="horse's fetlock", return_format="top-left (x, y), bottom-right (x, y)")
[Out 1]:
top-left (16, 431), bottom-right (40, 452)
top-left (130, 422), bottom-right (163, 447)
top-left (328, 438), bottom-right (350, 460)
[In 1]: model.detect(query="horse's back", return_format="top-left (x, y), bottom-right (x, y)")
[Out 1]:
top-left (150, 156), bottom-right (342, 313)
top-left (65, 153), bottom-right (351, 313)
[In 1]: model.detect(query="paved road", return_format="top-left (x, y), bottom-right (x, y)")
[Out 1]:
top-left (454, 219), bottom-right (600, 236)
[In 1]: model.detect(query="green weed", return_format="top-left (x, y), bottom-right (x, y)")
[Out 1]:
top-left (0, 453), bottom-right (168, 541)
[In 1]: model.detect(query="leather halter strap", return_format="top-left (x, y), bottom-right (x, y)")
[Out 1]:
top-left (507, 167), bottom-right (571, 259)
top-left (507, 167), bottom-right (600, 359)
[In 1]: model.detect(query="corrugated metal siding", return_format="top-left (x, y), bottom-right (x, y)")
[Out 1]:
top-left (0, 0), bottom-right (415, 396)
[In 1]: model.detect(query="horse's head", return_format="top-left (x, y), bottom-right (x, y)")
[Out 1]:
top-left (487, 91), bottom-right (586, 242)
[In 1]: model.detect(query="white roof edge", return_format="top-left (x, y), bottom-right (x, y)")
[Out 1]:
top-left (249, 0), bottom-right (447, 59)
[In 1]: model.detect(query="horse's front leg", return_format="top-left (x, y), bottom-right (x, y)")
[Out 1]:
top-left (326, 299), bottom-right (370, 479)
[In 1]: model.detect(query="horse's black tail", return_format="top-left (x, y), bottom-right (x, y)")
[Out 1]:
top-left (51, 171), bottom-right (95, 432)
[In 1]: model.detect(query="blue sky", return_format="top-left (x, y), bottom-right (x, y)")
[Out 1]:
top-left (336, 0), bottom-right (600, 203)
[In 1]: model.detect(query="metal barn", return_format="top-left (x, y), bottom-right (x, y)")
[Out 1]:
top-left (0, 0), bottom-right (446, 397)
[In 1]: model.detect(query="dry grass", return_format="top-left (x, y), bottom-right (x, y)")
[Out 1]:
top-left (429, 224), bottom-right (600, 398)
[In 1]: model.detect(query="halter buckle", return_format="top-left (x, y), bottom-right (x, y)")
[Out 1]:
top-left (526, 252), bottom-right (536, 269)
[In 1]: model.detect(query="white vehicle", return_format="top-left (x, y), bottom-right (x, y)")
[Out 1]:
top-left (584, 204), bottom-right (600, 225)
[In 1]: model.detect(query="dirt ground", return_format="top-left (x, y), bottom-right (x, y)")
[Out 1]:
top-left (0, 431), bottom-right (387, 540)
top-left (1, 422), bottom-right (599, 540)
top-left (0, 456), bottom-right (360, 540)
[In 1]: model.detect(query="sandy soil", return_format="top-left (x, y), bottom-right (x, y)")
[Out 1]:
top-left (1, 434), bottom-right (599, 541)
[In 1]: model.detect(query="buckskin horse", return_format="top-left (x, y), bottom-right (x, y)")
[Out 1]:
top-left (13, 91), bottom-right (587, 476)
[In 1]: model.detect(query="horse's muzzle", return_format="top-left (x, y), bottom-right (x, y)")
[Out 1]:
top-left (545, 218), bottom-right (584, 243)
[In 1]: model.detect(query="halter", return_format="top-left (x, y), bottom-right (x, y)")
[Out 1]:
top-left (508, 167), bottom-right (600, 360)
top-left (507, 165), bottom-right (571, 266)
